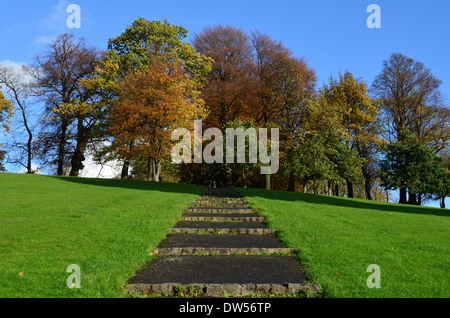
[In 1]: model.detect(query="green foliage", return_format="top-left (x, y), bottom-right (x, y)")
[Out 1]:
top-left (107, 17), bottom-right (212, 82)
top-left (91, 18), bottom-right (213, 178)
top-left (379, 129), bottom-right (448, 197)
top-left (223, 120), bottom-right (261, 187)
top-left (289, 131), bottom-right (364, 188)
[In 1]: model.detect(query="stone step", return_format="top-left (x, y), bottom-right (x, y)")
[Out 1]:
top-left (128, 188), bottom-right (321, 297)
top-left (129, 282), bottom-right (320, 297)
top-left (200, 189), bottom-right (243, 198)
top-left (186, 207), bottom-right (254, 213)
top-left (182, 213), bottom-right (264, 222)
top-left (158, 233), bottom-right (287, 249)
top-left (190, 203), bottom-right (250, 208)
top-left (170, 220), bottom-right (275, 235)
top-left (128, 255), bottom-right (320, 297)
top-left (154, 234), bottom-right (294, 255)
top-left (195, 197), bottom-right (247, 202)
top-left (169, 227), bottom-right (276, 235)
top-left (154, 247), bottom-right (295, 256)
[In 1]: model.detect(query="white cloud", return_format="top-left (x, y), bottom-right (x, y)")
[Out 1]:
top-left (32, 0), bottom-right (71, 48)
top-left (38, 0), bottom-right (70, 33)
top-left (79, 154), bottom-right (121, 179)
top-left (0, 60), bottom-right (35, 82)
top-left (33, 35), bottom-right (57, 46)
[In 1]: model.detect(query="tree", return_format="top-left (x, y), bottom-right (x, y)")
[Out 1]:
top-left (0, 84), bottom-right (14, 133)
top-left (192, 25), bottom-right (255, 129)
top-left (0, 63), bottom-right (38, 173)
top-left (250, 31), bottom-right (293, 189)
top-left (107, 54), bottom-right (207, 182)
top-left (321, 71), bottom-right (380, 198)
top-left (0, 84), bottom-right (14, 171)
top-left (432, 155), bottom-right (450, 209)
top-left (372, 53), bottom-right (448, 203)
top-left (379, 129), bottom-right (447, 206)
top-left (94, 18), bottom-right (212, 179)
top-left (30, 33), bottom-right (100, 175)
top-left (273, 55), bottom-right (316, 191)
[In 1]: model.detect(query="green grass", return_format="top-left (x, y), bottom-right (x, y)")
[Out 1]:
top-left (0, 173), bottom-right (205, 298)
top-left (1, 173), bottom-right (448, 298)
top-left (236, 187), bottom-right (449, 298)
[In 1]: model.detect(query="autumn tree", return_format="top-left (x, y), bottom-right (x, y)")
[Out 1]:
top-left (0, 84), bottom-right (14, 171)
top-left (192, 25), bottom-right (255, 129)
top-left (250, 31), bottom-right (293, 189)
top-left (30, 33), bottom-right (100, 175)
top-left (320, 71), bottom-right (380, 198)
top-left (372, 52), bottom-right (449, 203)
top-left (272, 55), bottom-right (316, 191)
top-left (107, 54), bottom-right (207, 182)
top-left (288, 93), bottom-right (364, 196)
top-left (94, 18), bottom-right (212, 178)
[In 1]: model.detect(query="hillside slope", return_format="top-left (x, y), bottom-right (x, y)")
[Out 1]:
top-left (0, 173), bottom-right (204, 297)
top-left (237, 187), bottom-right (449, 298)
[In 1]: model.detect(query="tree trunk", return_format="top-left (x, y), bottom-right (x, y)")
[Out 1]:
top-left (152, 158), bottom-right (161, 182)
top-left (69, 146), bottom-right (86, 177)
top-left (399, 187), bottom-right (407, 204)
top-left (347, 181), bottom-right (354, 198)
top-left (440, 196), bottom-right (446, 209)
top-left (147, 156), bottom-right (151, 181)
top-left (26, 133), bottom-right (32, 174)
top-left (408, 191), bottom-right (418, 205)
top-left (287, 171), bottom-right (295, 192)
top-left (70, 119), bottom-right (88, 177)
top-left (121, 140), bottom-right (134, 179)
top-left (364, 181), bottom-right (372, 200)
top-left (334, 184), bottom-right (340, 197)
top-left (362, 166), bottom-right (372, 200)
top-left (121, 161), bottom-right (130, 179)
top-left (57, 118), bottom-right (69, 176)
top-left (20, 105), bottom-right (33, 174)
top-left (265, 174), bottom-right (271, 190)
top-left (327, 181), bottom-right (332, 196)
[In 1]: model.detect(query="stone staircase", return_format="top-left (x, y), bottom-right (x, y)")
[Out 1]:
top-left (128, 188), bottom-right (320, 297)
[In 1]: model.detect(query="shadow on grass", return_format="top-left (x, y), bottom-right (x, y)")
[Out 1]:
top-left (237, 187), bottom-right (449, 218)
top-left (40, 175), bottom-right (448, 217)
top-left (46, 175), bottom-right (207, 196)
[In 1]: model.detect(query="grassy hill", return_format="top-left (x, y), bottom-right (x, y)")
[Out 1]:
top-left (237, 187), bottom-right (449, 298)
top-left (0, 173), bottom-right (448, 298)
top-left (0, 173), bottom-right (205, 297)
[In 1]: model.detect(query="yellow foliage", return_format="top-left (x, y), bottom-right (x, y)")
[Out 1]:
top-left (0, 85), bottom-right (14, 133)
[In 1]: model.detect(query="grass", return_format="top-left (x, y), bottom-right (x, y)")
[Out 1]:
top-left (236, 187), bottom-right (449, 298)
top-left (0, 173), bottom-right (205, 298)
top-left (1, 173), bottom-right (448, 298)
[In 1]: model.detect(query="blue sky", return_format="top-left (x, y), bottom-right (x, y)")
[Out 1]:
top-left (1, 0), bottom-right (450, 92)
top-left (1, 0), bottom-right (449, 207)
